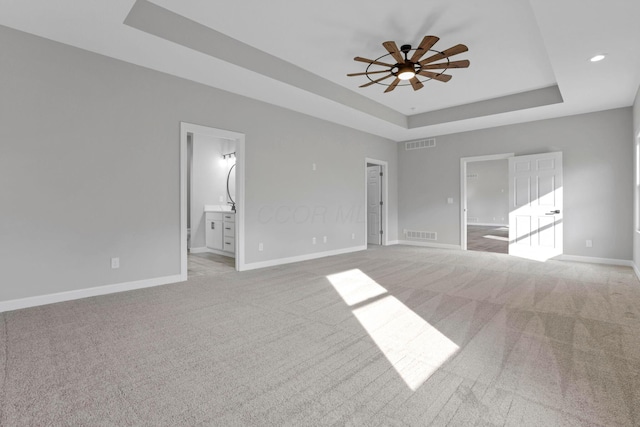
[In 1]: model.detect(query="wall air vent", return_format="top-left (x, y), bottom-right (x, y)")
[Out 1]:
top-left (466, 173), bottom-right (479, 179)
top-left (404, 230), bottom-right (437, 240)
top-left (467, 217), bottom-right (479, 223)
top-left (405, 138), bottom-right (436, 150)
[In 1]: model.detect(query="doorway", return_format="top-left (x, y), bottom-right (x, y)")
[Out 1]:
top-left (460, 151), bottom-right (564, 261)
top-left (365, 158), bottom-right (388, 246)
top-left (180, 122), bottom-right (245, 278)
top-left (460, 153), bottom-right (513, 252)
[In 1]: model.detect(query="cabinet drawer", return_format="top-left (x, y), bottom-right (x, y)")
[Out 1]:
top-left (205, 212), bottom-right (223, 221)
top-left (223, 237), bottom-right (235, 253)
top-left (223, 213), bottom-right (235, 222)
top-left (223, 223), bottom-right (235, 237)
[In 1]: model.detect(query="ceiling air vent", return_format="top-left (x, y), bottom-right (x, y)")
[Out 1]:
top-left (404, 230), bottom-right (437, 240)
top-left (405, 138), bottom-right (435, 151)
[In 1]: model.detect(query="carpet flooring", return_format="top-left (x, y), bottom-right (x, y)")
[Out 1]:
top-left (2, 246), bottom-right (640, 426)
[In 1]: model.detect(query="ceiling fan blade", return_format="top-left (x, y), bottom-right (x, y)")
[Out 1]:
top-left (347, 69), bottom-right (394, 77)
top-left (384, 78), bottom-right (401, 93)
top-left (410, 35), bottom-right (439, 62)
top-left (421, 59), bottom-right (470, 70)
top-left (359, 73), bottom-right (394, 88)
top-left (354, 56), bottom-right (395, 68)
top-left (382, 41), bottom-right (405, 63)
top-left (410, 77), bottom-right (424, 91)
top-left (418, 70), bottom-right (453, 82)
top-left (420, 44), bottom-right (469, 65)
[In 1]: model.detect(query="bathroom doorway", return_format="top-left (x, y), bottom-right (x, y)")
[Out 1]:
top-left (180, 123), bottom-right (245, 278)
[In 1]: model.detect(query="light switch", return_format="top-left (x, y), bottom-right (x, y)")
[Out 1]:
top-left (447, 197), bottom-right (454, 204)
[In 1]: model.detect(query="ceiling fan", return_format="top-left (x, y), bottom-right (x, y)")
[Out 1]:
top-left (348, 36), bottom-right (469, 92)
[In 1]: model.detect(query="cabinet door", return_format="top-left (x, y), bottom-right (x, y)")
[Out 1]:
top-left (206, 219), bottom-right (223, 250)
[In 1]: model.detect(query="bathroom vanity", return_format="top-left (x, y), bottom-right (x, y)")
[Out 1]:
top-left (205, 209), bottom-right (236, 257)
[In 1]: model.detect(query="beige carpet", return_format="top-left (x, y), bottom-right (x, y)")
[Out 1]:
top-left (1, 245), bottom-right (640, 426)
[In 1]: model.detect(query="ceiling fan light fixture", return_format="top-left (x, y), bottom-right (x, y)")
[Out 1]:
top-left (397, 64), bottom-right (416, 80)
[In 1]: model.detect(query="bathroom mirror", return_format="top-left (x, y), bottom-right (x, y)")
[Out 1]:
top-left (226, 163), bottom-right (236, 211)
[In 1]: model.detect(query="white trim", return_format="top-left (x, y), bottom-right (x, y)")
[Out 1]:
top-left (0, 275), bottom-right (183, 313)
top-left (556, 254), bottom-right (634, 267)
top-left (387, 240), bottom-right (401, 245)
top-left (468, 222), bottom-right (509, 227)
top-left (633, 263), bottom-right (640, 282)
top-left (460, 153), bottom-right (514, 251)
top-left (189, 246), bottom-right (209, 254)
top-left (180, 122), bottom-right (246, 273)
top-left (242, 245), bottom-right (367, 271)
top-left (365, 158), bottom-right (389, 246)
top-left (397, 240), bottom-right (462, 250)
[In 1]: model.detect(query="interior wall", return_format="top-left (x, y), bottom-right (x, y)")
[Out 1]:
top-left (0, 25), bottom-right (397, 303)
top-left (190, 135), bottom-right (235, 249)
top-left (466, 159), bottom-right (508, 225)
top-left (399, 108), bottom-right (634, 260)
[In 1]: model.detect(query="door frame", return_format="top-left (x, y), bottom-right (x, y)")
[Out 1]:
top-left (365, 158), bottom-right (388, 246)
top-left (180, 122), bottom-right (246, 276)
top-left (460, 153), bottom-right (514, 250)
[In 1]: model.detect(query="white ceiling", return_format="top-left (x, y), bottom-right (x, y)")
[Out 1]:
top-left (1, 0), bottom-right (639, 141)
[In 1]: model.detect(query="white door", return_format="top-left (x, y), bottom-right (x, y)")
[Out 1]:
top-left (508, 152), bottom-right (563, 261)
top-left (367, 165), bottom-right (381, 245)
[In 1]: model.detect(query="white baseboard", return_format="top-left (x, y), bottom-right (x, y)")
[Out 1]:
top-left (0, 274), bottom-right (185, 313)
top-left (386, 240), bottom-right (400, 245)
top-left (190, 247), bottom-right (234, 258)
top-left (633, 263), bottom-right (640, 282)
top-left (189, 246), bottom-right (209, 254)
top-left (468, 222), bottom-right (509, 227)
top-left (241, 245), bottom-right (367, 271)
top-left (397, 240), bottom-right (462, 250)
top-left (556, 254), bottom-right (634, 267)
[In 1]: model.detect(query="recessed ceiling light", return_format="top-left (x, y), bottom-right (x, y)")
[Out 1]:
top-left (590, 54), bottom-right (606, 62)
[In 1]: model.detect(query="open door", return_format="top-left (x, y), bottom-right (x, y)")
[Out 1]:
top-left (367, 165), bottom-right (382, 245)
top-left (508, 152), bottom-right (563, 261)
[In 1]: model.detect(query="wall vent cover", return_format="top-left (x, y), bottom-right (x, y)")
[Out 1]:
top-left (466, 173), bottom-right (479, 179)
top-left (467, 217), bottom-right (479, 223)
top-left (405, 138), bottom-right (436, 150)
top-left (405, 230), bottom-right (437, 240)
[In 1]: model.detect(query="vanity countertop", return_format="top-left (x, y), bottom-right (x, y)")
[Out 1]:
top-left (204, 205), bottom-right (234, 213)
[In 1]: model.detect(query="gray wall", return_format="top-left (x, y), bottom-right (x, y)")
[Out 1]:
top-left (399, 108), bottom-right (634, 260)
top-left (0, 26), bottom-right (397, 302)
top-left (466, 159), bottom-right (508, 225)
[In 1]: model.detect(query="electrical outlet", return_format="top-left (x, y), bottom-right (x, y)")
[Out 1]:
top-left (258, 243), bottom-right (264, 251)
top-left (323, 236), bottom-right (327, 243)
top-left (111, 257), bottom-right (120, 269)
top-left (447, 197), bottom-right (454, 204)
top-left (312, 237), bottom-right (316, 245)
top-left (312, 163), bottom-right (317, 171)
top-left (351, 233), bottom-right (355, 240)
top-left (586, 240), bottom-right (593, 248)
top-left (219, 195), bottom-right (224, 202)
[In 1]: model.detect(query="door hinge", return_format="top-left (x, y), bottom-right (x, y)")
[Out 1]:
top-left (380, 201), bottom-right (383, 206)
top-left (380, 230), bottom-right (383, 235)
top-left (380, 172), bottom-right (383, 177)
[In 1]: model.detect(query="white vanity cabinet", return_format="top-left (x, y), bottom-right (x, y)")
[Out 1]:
top-left (205, 211), bottom-right (235, 257)
top-left (222, 212), bottom-right (235, 254)
top-left (205, 212), bottom-right (223, 251)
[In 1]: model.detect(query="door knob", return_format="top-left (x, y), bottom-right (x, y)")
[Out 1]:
top-left (546, 209), bottom-right (560, 215)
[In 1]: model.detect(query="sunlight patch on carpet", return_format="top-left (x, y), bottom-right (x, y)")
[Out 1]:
top-left (327, 269), bottom-right (459, 391)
